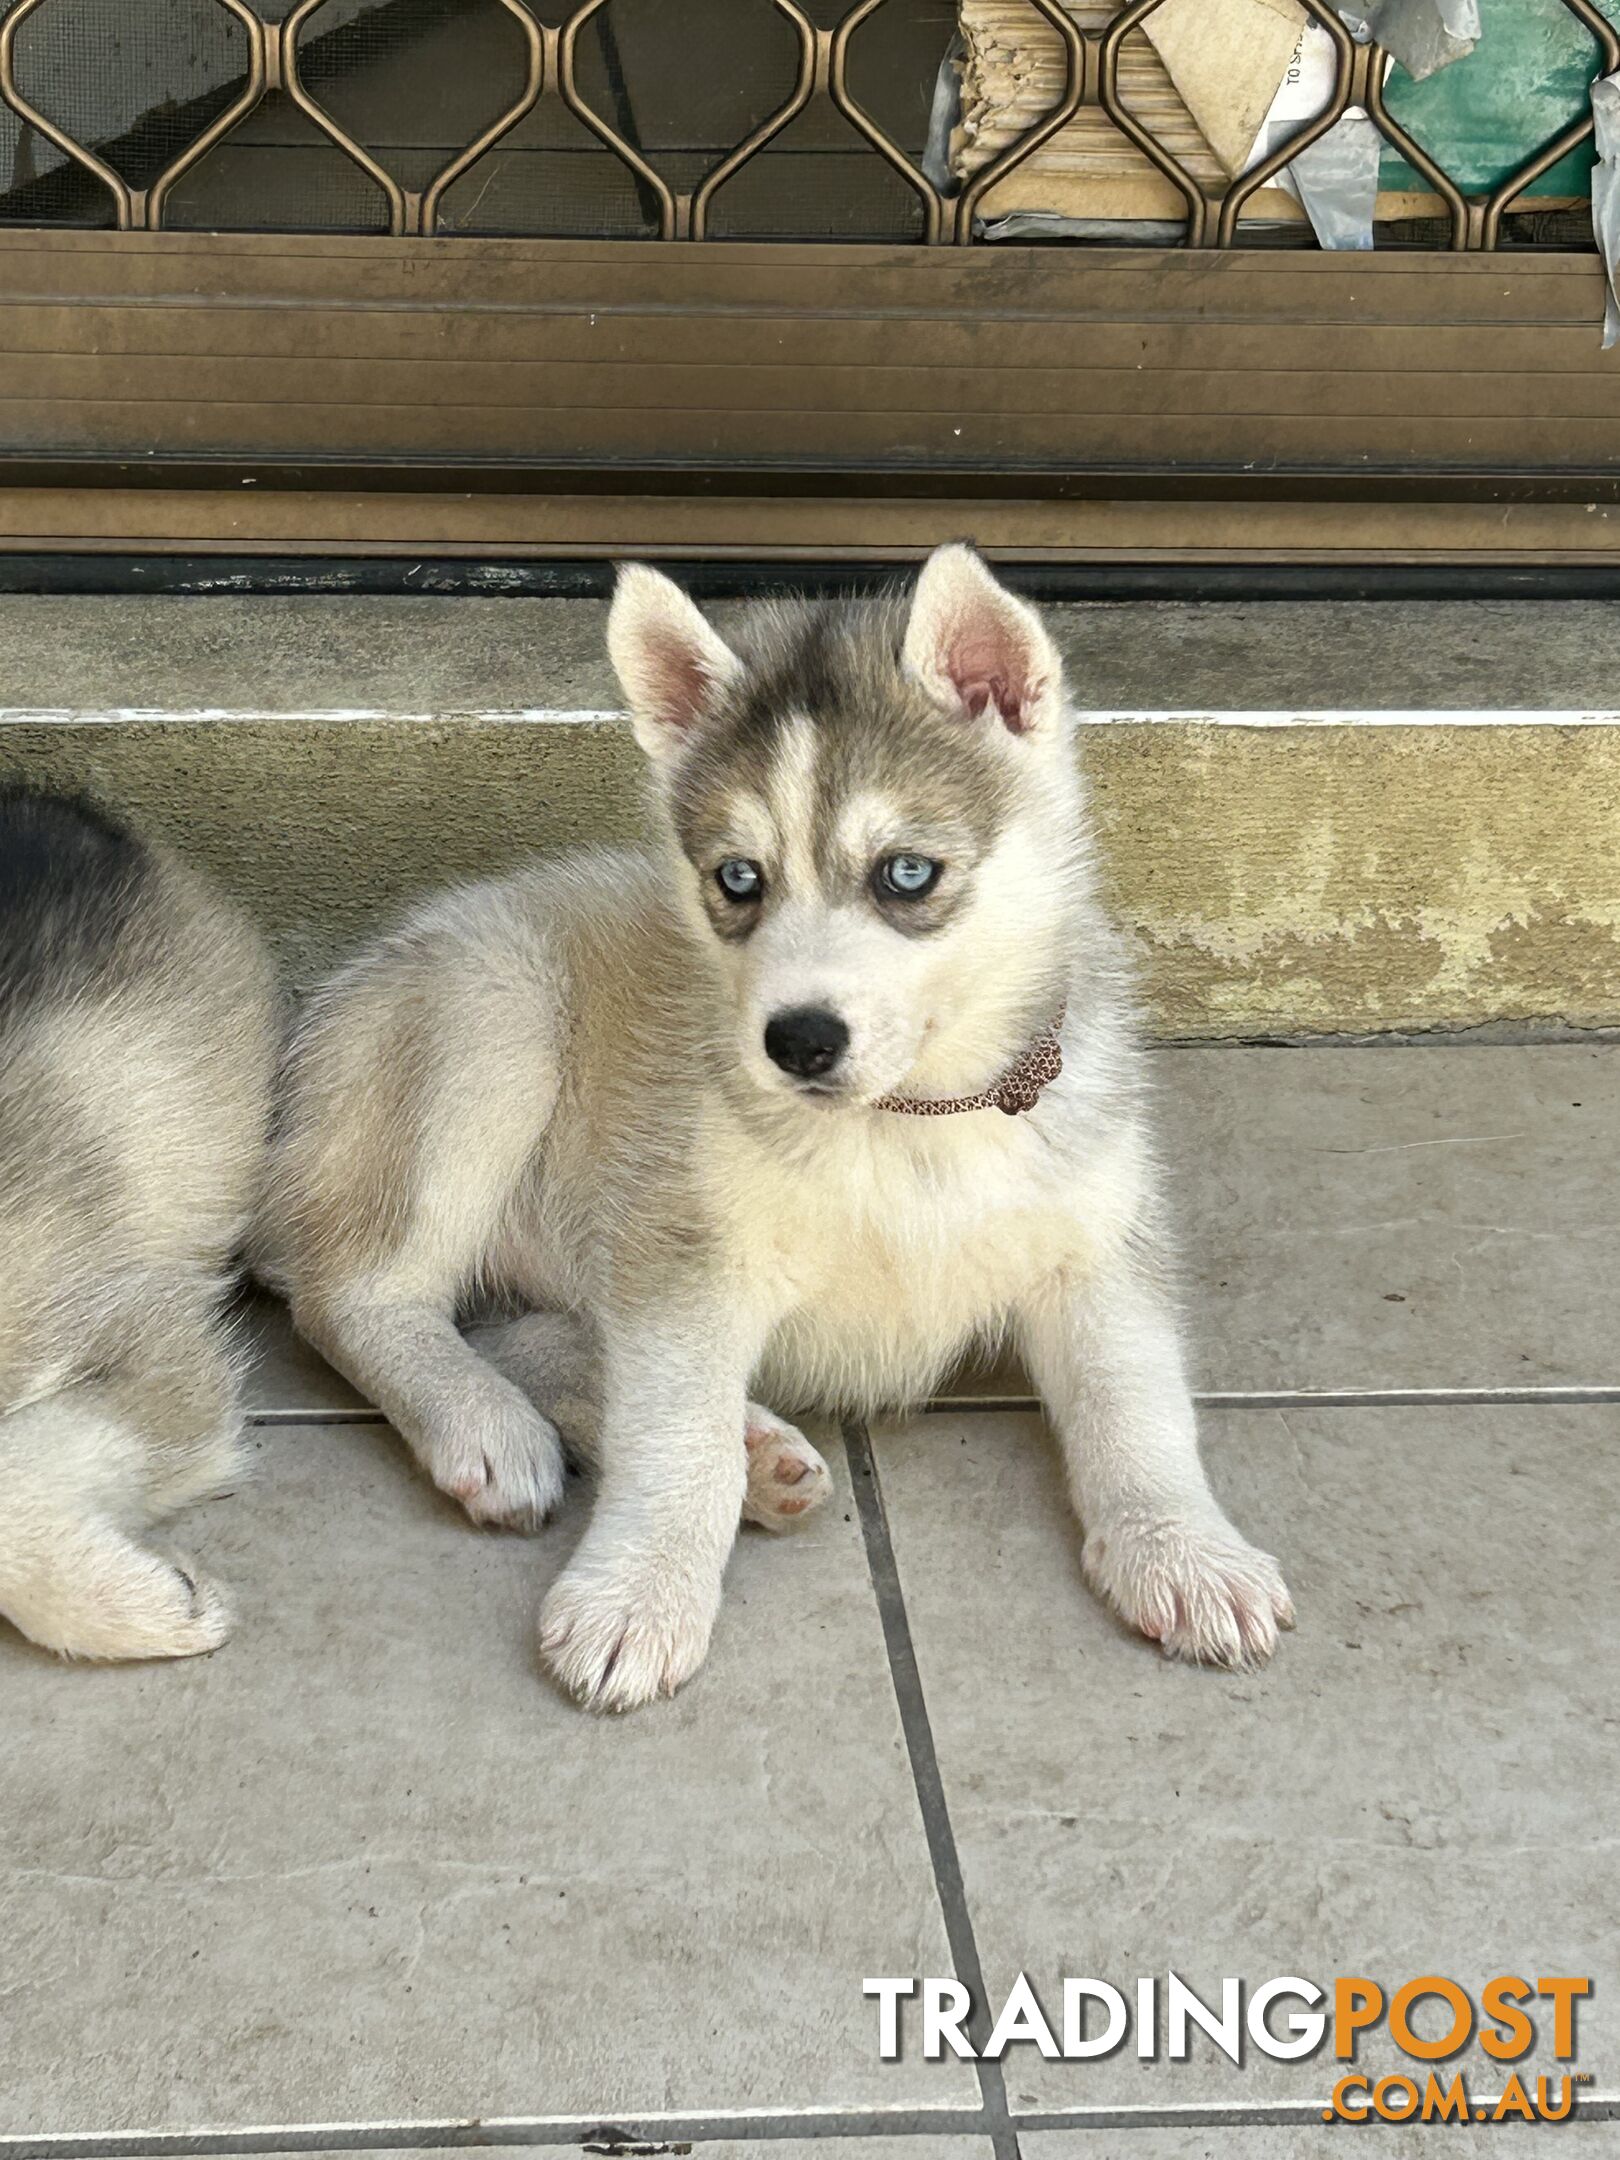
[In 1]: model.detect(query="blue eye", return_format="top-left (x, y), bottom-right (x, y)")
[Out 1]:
top-left (716, 857), bottom-right (764, 901)
top-left (879, 853), bottom-right (941, 898)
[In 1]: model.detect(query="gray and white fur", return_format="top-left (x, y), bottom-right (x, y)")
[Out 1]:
top-left (261, 546), bottom-right (1292, 1711)
top-left (0, 788), bottom-right (278, 1659)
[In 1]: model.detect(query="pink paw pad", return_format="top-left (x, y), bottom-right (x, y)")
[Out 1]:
top-left (742, 1416), bottom-right (832, 1530)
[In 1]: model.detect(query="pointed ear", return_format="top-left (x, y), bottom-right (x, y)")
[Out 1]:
top-left (902, 544), bottom-right (1062, 736)
top-left (608, 563), bottom-right (742, 760)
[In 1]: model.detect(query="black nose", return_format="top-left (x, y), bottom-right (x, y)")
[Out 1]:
top-left (764, 1006), bottom-right (849, 1080)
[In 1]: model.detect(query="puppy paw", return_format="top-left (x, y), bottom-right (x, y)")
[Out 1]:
top-left (1083, 1512), bottom-right (1293, 1669)
top-left (43, 1555), bottom-right (232, 1663)
top-left (427, 1399), bottom-right (567, 1533)
top-left (742, 1407), bottom-right (832, 1530)
top-left (160, 1568), bottom-right (234, 1659)
top-left (539, 1555), bottom-right (720, 1712)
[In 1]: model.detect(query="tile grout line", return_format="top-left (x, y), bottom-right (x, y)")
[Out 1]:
top-left (249, 1381), bottom-right (1620, 1433)
top-left (844, 1419), bottom-right (1022, 2160)
top-left (0, 2112), bottom-right (991, 2159)
top-left (1011, 2094), bottom-right (1620, 2130)
top-left (8, 2091), bottom-right (1613, 2158)
top-left (926, 1385), bottom-right (1620, 1415)
top-left (247, 1408), bottom-right (388, 1425)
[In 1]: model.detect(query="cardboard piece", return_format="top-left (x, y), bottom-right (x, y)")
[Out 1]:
top-left (954, 0), bottom-right (1308, 227)
top-left (954, 0), bottom-right (1597, 233)
top-left (1142, 0), bottom-right (1308, 180)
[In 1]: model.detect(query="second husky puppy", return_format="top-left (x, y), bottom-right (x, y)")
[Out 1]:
top-left (0, 788), bottom-right (277, 1660)
top-left (265, 547), bottom-right (1291, 1709)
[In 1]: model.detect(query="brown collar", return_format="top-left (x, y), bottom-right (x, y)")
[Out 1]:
top-left (874, 1011), bottom-right (1065, 1119)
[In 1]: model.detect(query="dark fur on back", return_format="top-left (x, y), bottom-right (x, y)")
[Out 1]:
top-left (0, 784), bottom-right (277, 1398)
top-left (0, 785), bottom-right (153, 1022)
top-left (0, 789), bottom-right (280, 1660)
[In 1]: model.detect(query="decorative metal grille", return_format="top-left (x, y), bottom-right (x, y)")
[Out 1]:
top-left (0, 0), bottom-right (1614, 246)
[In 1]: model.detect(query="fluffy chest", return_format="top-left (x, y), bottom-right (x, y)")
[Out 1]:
top-left (733, 1110), bottom-right (1094, 1410)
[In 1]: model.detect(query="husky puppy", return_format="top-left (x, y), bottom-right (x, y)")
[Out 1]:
top-left (0, 788), bottom-right (277, 1659)
top-left (264, 546), bottom-right (1291, 1710)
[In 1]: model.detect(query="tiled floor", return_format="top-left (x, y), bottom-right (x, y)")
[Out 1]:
top-left (4, 1048), bottom-right (1616, 2160)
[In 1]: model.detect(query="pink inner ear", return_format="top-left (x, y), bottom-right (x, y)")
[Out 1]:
top-left (959, 675), bottom-right (1011, 727)
top-left (946, 626), bottom-right (1039, 734)
top-left (647, 628), bottom-right (718, 734)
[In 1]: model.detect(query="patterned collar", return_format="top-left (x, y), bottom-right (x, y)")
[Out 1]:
top-left (874, 1010), bottom-right (1066, 1119)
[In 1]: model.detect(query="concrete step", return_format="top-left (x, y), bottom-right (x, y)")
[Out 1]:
top-left (3, 593), bottom-right (1618, 1038)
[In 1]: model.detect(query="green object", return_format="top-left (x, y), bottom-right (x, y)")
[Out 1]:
top-left (1378, 0), bottom-right (1620, 199)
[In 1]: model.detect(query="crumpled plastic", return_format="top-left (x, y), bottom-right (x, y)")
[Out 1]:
top-left (921, 33), bottom-right (965, 195)
top-left (1593, 72), bottom-right (1620, 350)
top-left (1265, 1), bottom-right (1480, 250)
top-left (1245, 17), bottom-right (1383, 251)
top-left (1338, 0), bottom-right (1481, 83)
top-left (1285, 106), bottom-right (1384, 250)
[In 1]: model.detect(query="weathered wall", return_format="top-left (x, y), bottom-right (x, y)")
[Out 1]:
top-left (5, 593), bottom-right (1619, 1036)
top-left (1087, 723), bottom-right (1620, 1038)
top-left (1, 716), bottom-right (650, 990)
top-left (6, 712), bottom-right (1617, 1038)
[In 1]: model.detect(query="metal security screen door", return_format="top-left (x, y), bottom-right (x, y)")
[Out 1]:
top-left (0, 0), bottom-right (1616, 573)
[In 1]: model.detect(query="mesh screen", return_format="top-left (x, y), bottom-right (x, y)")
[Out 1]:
top-left (299, 0), bottom-right (529, 196)
top-left (707, 105), bottom-right (932, 241)
top-left (162, 89), bottom-right (393, 230)
top-left (0, 0), bottom-right (958, 236)
top-left (0, 0), bottom-right (250, 221)
top-left (0, 0), bottom-right (1610, 246)
top-left (438, 96), bottom-right (660, 239)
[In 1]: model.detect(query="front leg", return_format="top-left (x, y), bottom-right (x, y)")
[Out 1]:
top-left (299, 1290), bottom-right (565, 1532)
top-left (1017, 1259), bottom-right (1293, 1668)
top-left (539, 1300), bottom-right (757, 1712)
top-left (467, 1312), bottom-right (833, 1531)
